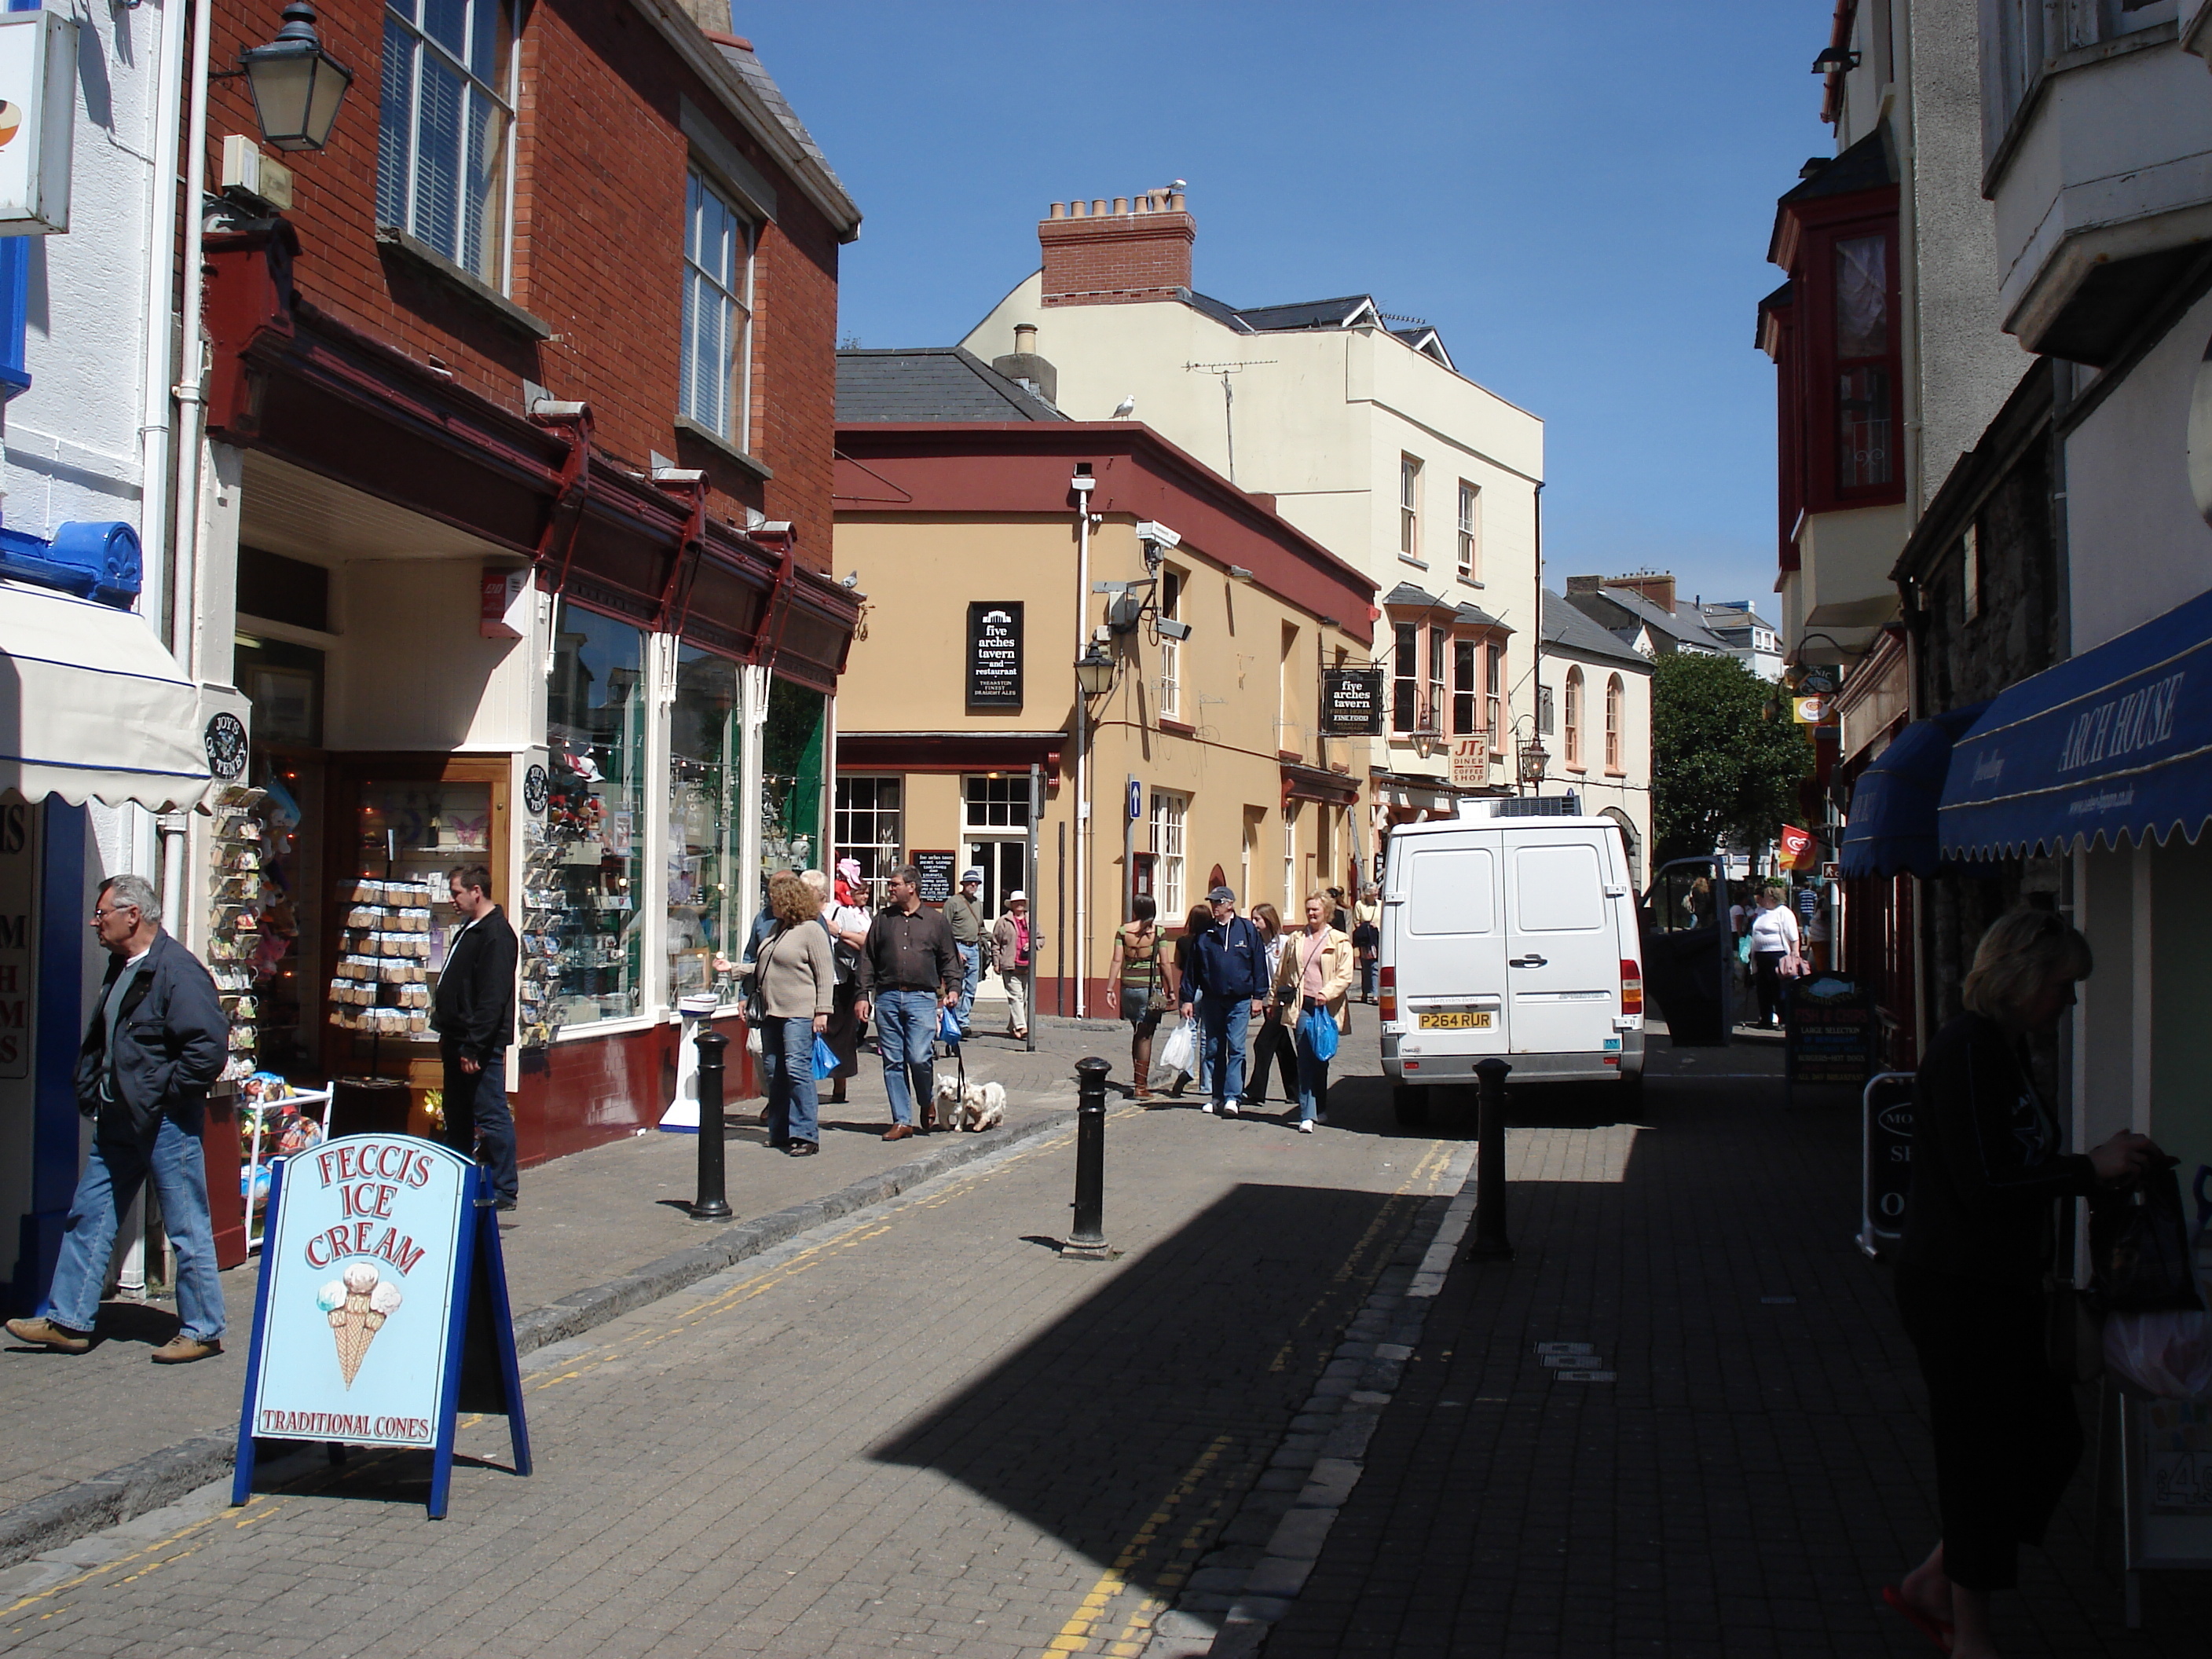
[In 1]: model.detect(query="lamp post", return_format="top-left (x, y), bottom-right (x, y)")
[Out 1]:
top-left (239, 2), bottom-right (355, 153)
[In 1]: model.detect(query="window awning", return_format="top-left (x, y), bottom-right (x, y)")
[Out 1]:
top-left (0, 580), bottom-right (251, 811)
top-left (1939, 587), bottom-right (2212, 859)
top-left (1839, 702), bottom-right (1988, 878)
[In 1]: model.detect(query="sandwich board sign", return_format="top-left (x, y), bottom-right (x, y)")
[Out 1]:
top-left (233, 1135), bottom-right (530, 1518)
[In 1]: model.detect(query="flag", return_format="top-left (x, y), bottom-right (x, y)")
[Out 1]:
top-left (1779, 824), bottom-right (1815, 869)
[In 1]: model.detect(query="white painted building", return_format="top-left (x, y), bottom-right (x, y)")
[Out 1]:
top-left (957, 191), bottom-right (1544, 855)
top-left (1696, 601), bottom-right (1785, 683)
top-left (1536, 590), bottom-right (1654, 887)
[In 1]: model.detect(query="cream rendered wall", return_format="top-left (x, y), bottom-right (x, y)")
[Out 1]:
top-left (328, 561), bottom-right (541, 752)
top-left (1536, 648), bottom-right (1653, 882)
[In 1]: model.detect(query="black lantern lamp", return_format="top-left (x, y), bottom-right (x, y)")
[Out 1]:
top-left (1518, 734), bottom-right (1549, 789)
top-left (1075, 640), bottom-right (1117, 699)
top-left (1811, 45), bottom-right (1861, 75)
top-left (240, 2), bottom-right (355, 152)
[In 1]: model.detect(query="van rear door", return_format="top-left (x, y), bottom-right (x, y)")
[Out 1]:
top-left (1504, 828), bottom-right (1618, 1054)
top-left (1393, 830), bottom-right (1508, 1059)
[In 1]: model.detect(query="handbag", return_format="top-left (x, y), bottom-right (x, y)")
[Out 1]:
top-left (2090, 1164), bottom-right (2205, 1313)
top-left (1298, 1002), bottom-right (1340, 1064)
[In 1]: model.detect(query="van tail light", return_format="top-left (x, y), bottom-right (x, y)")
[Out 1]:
top-left (1620, 958), bottom-right (1643, 1016)
top-left (1379, 965), bottom-right (1397, 1023)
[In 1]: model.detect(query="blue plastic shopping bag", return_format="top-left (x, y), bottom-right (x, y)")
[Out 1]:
top-left (811, 1034), bottom-right (838, 1076)
top-left (939, 1004), bottom-right (962, 1045)
top-left (1299, 1004), bottom-right (1339, 1063)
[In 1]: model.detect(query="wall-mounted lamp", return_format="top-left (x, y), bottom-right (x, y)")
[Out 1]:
top-left (1075, 640), bottom-right (1117, 698)
top-left (238, 2), bottom-right (355, 152)
top-left (1811, 45), bottom-right (1861, 74)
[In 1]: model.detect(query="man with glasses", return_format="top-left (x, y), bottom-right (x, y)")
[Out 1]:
top-left (855, 864), bottom-right (961, 1140)
top-left (432, 864), bottom-right (520, 1211)
top-left (5, 874), bottom-right (229, 1362)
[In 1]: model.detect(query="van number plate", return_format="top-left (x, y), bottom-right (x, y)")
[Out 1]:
top-left (1418, 1009), bottom-right (1493, 1029)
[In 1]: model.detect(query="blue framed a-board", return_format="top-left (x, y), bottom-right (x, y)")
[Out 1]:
top-left (231, 1134), bottom-right (530, 1518)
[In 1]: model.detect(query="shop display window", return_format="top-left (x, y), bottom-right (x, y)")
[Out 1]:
top-left (668, 646), bottom-right (741, 1005)
top-left (761, 675), bottom-right (825, 880)
top-left (543, 608), bottom-right (649, 1029)
top-left (333, 778), bottom-right (494, 1050)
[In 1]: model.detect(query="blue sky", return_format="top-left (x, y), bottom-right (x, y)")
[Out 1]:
top-left (740, 2), bottom-right (1835, 615)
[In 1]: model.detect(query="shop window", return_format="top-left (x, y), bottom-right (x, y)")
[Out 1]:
top-left (1452, 639), bottom-right (1478, 737)
top-left (234, 635), bottom-right (324, 748)
top-left (1456, 481), bottom-right (1481, 581)
top-left (1564, 667), bottom-right (1584, 770)
top-left (965, 775), bottom-right (1032, 830)
top-left (1149, 789), bottom-right (1187, 918)
top-left (1392, 622), bottom-right (1418, 734)
top-left (834, 776), bottom-right (903, 892)
top-left (1486, 643), bottom-right (1503, 753)
top-left (336, 775), bottom-right (495, 1050)
top-left (1399, 454), bottom-right (1423, 562)
top-left (1834, 233), bottom-right (1892, 492)
top-left (680, 170), bottom-right (756, 448)
top-left (762, 676), bottom-right (826, 878)
top-left (543, 607), bottom-right (648, 1029)
top-left (668, 648), bottom-right (741, 1004)
top-left (376, 0), bottom-right (517, 285)
top-left (1605, 675), bottom-right (1624, 773)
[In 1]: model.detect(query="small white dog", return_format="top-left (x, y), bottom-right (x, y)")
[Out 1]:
top-left (931, 1073), bottom-right (1006, 1133)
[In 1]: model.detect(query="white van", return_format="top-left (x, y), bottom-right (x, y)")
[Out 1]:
top-left (1379, 800), bottom-right (1644, 1122)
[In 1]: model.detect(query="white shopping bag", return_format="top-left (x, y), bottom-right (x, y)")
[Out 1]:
top-left (1155, 1019), bottom-right (1195, 1082)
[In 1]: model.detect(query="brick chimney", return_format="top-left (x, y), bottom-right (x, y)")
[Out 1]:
top-left (1607, 571), bottom-right (1677, 614)
top-left (1564, 575), bottom-right (1606, 596)
top-left (1038, 188), bottom-right (1194, 308)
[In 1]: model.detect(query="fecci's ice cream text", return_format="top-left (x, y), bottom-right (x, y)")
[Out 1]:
top-left (299, 1140), bottom-right (436, 1272)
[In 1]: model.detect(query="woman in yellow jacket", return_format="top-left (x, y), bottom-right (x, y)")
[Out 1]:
top-left (1272, 894), bottom-right (1356, 1133)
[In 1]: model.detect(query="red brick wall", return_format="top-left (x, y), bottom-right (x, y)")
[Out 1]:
top-left (1039, 209), bottom-right (1195, 306)
top-left (204, 0), bottom-right (840, 572)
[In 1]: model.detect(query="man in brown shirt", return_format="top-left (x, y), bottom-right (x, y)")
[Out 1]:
top-left (855, 865), bottom-right (961, 1138)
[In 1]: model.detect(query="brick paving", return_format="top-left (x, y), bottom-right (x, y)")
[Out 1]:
top-left (1256, 1042), bottom-right (2212, 1658)
top-left (0, 1028), bottom-right (1456, 1658)
top-left (0, 1016), bottom-right (1101, 1518)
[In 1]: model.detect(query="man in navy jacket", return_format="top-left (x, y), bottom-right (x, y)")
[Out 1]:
top-left (1180, 885), bottom-right (1268, 1116)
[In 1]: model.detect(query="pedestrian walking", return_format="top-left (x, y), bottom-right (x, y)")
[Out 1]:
top-left (1885, 909), bottom-right (2161, 1659)
top-left (855, 864), bottom-right (961, 1141)
top-left (991, 892), bottom-right (1033, 1041)
top-left (1179, 885), bottom-right (1267, 1117)
top-left (5, 874), bottom-right (229, 1362)
top-left (1165, 903), bottom-right (1214, 1098)
top-left (1326, 886), bottom-right (1350, 936)
top-left (1352, 884), bottom-right (1381, 1003)
top-left (943, 867), bottom-right (988, 1038)
top-left (1746, 885), bottom-right (1798, 1028)
top-left (1107, 894), bottom-right (1172, 1100)
top-left (1240, 903), bottom-right (1298, 1108)
top-left (1274, 894), bottom-right (1354, 1132)
top-left (800, 870), bottom-right (869, 1108)
top-left (745, 871), bottom-right (835, 1156)
top-left (432, 863), bottom-right (520, 1211)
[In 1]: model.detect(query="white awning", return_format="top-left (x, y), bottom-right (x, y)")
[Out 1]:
top-left (0, 580), bottom-right (250, 811)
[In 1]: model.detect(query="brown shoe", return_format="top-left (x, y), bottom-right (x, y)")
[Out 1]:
top-left (5, 1317), bottom-right (90, 1353)
top-left (150, 1334), bottom-right (222, 1364)
top-left (882, 1123), bottom-right (915, 1141)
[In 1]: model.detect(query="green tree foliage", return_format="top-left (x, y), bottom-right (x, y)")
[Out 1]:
top-left (1650, 653), bottom-right (1812, 861)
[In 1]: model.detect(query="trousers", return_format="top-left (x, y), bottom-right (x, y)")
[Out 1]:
top-left (439, 1044), bottom-right (518, 1203)
top-left (43, 1113), bottom-right (225, 1340)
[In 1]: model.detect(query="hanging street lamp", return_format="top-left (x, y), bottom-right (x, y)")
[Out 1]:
top-left (239, 2), bottom-right (355, 153)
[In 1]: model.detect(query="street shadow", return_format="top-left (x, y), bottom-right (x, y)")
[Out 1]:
top-left (870, 1180), bottom-right (1425, 1602)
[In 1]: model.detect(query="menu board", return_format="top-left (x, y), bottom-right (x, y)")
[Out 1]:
top-left (1787, 976), bottom-right (1873, 1086)
top-left (912, 851), bottom-right (957, 906)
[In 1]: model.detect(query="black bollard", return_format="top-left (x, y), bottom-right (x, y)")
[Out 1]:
top-left (1467, 1057), bottom-right (1514, 1261)
top-left (1066, 1056), bottom-right (1111, 1258)
top-left (691, 1030), bottom-right (733, 1221)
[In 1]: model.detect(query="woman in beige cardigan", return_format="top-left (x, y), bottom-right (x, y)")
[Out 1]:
top-left (1272, 894), bottom-right (1355, 1133)
top-left (746, 871), bottom-right (836, 1156)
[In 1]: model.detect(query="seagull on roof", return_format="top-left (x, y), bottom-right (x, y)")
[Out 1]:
top-left (1111, 394), bottom-right (1136, 419)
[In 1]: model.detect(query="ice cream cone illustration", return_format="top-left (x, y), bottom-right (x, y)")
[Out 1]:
top-left (317, 1263), bottom-right (402, 1389)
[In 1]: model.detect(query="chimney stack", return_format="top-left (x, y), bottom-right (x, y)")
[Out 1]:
top-left (1038, 186), bottom-right (1196, 309)
top-left (991, 322), bottom-right (1057, 405)
top-left (1607, 571), bottom-right (1678, 615)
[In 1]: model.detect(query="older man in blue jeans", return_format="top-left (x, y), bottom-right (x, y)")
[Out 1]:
top-left (855, 863), bottom-right (963, 1139)
top-left (1180, 884), bottom-right (1269, 1118)
top-left (6, 873), bottom-right (229, 1363)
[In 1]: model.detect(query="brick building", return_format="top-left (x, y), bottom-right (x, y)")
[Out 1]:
top-left (178, 0), bottom-right (860, 1212)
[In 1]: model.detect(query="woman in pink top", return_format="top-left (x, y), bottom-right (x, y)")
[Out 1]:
top-left (1271, 894), bottom-right (1355, 1133)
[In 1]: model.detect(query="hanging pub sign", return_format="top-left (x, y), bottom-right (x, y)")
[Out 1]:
top-left (968, 602), bottom-right (1023, 709)
top-left (233, 1136), bottom-right (530, 1518)
top-left (1320, 667), bottom-right (1386, 737)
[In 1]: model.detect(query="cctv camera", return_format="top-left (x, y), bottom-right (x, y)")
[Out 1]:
top-left (1133, 520), bottom-right (1181, 550)
top-left (1156, 618), bottom-right (1192, 642)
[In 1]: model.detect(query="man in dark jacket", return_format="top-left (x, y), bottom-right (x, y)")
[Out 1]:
top-left (431, 864), bottom-right (519, 1209)
top-left (1180, 884), bottom-right (1268, 1117)
top-left (5, 874), bottom-right (229, 1362)
top-left (855, 864), bottom-right (961, 1140)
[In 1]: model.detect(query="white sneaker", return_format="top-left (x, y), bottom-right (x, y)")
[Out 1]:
top-left (1201, 1102), bottom-right (1217, 1115)
top-left (1297, 1119), bottom-right (1315, 1133)
top-left (1221, 1101), bottom-right (1238, 1118)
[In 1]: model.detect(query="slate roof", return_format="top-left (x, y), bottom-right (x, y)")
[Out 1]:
top-left (1779, 126), bottom-right (1897, 205)
top-left (712, 39), bottom-right (854, 212)
top-left (1381, 581), bottom-right (1448, 610)
top-left (1453, 601), bottom-right (1511, 634)
top-left (837, 349), bottom-right (1068, 423)
top-left (1564, 585), bottom-right (1734, 655)
top-left (1177, 289), bottom-right (1452, 365)
top-left (1540, 589), bottom-right (1652, 671)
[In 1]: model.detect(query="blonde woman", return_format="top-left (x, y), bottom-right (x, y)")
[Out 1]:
top-left (1271, 894), bottom-right (1354, 1133)
top-left (1886, 909), bottom-right (2160, 1658)
top-left (744, 871), bottom-right (835, 1157)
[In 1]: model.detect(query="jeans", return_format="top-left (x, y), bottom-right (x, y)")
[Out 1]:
top-left (872, 989), bottom-right (937, 1126)
top-left (760, 1016), bottom-right (819, 1147)
top-left (1295, 1019), bottom-right (1331, 1124)
top-left (955, 943), bottom-right (980, 1035)
top-left (440, 1044), bottom-right (518, 1203)
top-left (43, 1114), bottom-right (225, 1340)
top-left (1201, 996), bottom-right (1252, 1107)
top-left (1359, 957), bottom-right (1377, 999)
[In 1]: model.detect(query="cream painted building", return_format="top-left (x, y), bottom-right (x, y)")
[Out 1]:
top-left (1536, 591), bottom-right (1655, 887)
top-left (833, 353), bottom-right (1376, 1016)
top-left (956, 191), bottom-right (1544, 845)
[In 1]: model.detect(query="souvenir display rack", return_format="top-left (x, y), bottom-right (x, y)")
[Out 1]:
top-left (206, 784), bottom-right (266, 1084)
top-left (519, 816), bottom-right (563, 1049)
top-left (537, 750), bottom-right (639, 1027)
top-left (236, 1072), bottom-right (332, 1250)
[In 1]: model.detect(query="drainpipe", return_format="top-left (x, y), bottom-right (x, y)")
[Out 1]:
top-left (138, 0), bottom-right (187, 653)
top-left (1071, 467), bottom-right (1096, 1019)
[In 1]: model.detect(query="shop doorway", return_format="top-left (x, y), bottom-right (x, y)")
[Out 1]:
top-left (965, 837), bottom-right (1027, 924)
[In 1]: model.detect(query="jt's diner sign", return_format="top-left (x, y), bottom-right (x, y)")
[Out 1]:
top-left (244, 1137), bottom-right (468, 1449)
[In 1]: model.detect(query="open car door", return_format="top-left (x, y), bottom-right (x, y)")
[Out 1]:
top-left (1640, 856), bottom-right (1732, 1046)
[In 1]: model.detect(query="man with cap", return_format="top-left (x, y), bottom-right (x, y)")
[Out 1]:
top-left (991, 892), bottom-right (1034, 1041)
top-left (943, 867), bottom-right (989, 1038)
top-left (1180, 885), bottom-right (1268, 1116)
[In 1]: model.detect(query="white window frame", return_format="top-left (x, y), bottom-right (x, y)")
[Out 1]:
top-left (962, 774), bottom-right (1032, 830)
top-left (1149, 789), bottom-right (1187, 918)
top-left (377, 0), bottom-right (520, 288)
top-left (681, 169), bottom-right (758, 449)
top-left (1399, 454), bottom-right (1423, 563)
top-left (1564, 666), bottom-right (1585, 771)
top-left (833, 775), bottom-right (903, 882)
top-left (1456, 480), bottom-right (1481, 581)
top-left (1605, 675), bottom-right (1624, 774)
top-left (1159, 570), bottom-right (1183, 720)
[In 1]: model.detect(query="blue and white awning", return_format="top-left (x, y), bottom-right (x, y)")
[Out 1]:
top-left (1939, 588), bottom-right (2212, 859)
